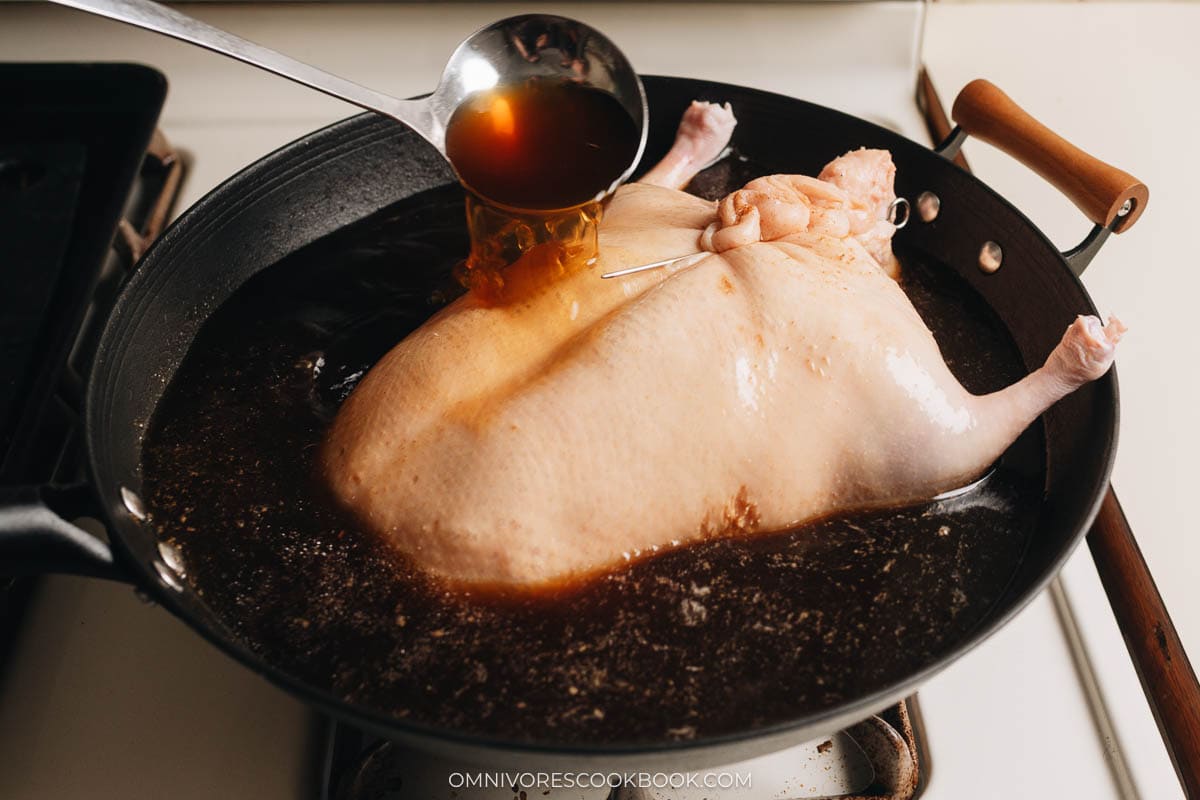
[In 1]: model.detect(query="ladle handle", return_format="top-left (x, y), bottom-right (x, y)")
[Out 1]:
top-left (950, 78), bottom-right (1147, 232)
top-left (48, 0), bottom-right (437, 147)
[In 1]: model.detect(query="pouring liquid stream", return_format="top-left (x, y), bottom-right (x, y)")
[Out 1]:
top-left (445, 79), bottom-right (641, 299)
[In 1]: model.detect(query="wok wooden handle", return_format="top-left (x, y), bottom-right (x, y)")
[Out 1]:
top-left (951, 79), bottom-right (1148, 232)
top-left (1087, 487), bottom-right (1200, 797)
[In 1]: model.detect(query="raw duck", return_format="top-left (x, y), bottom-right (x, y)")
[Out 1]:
top-left (319, 101), bottom-right (1124, 588)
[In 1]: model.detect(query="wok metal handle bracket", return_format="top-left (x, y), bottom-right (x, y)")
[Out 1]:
top-left (936, 79), bottom-right (1148, 276)
top-left (1062, 219), bottom-right (1118, 278)
top-left (0, 483), bottom-right (125, 581)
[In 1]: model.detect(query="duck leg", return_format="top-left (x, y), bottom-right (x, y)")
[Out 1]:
top-left (638, 101), bottom-right (737, 190)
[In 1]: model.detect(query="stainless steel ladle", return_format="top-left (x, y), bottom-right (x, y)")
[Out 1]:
top-left (50, 0), bottom-right (649, 200)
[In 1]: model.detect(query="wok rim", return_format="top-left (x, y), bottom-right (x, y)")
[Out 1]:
top-left (84, 74), bottom-right (1119, 764)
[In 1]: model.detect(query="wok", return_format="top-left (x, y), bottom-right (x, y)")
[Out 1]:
top-left (0, 75), bottom-right (1154, 770)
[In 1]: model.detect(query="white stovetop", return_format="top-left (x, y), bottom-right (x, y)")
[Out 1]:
top-left (0, 2), bottom-right (1193, 799)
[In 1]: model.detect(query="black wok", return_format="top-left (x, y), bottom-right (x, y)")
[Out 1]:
top-left (0, 75), bottom-right (1147, 770)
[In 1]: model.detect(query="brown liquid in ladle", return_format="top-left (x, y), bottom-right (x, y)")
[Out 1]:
top-left (446, 80), bottom-right (641, 298)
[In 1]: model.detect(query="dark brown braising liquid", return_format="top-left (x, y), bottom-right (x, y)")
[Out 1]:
top-left (142, 166), bottom-right (1043, 747)
top-left (444, 79), bottom-right (639, 298)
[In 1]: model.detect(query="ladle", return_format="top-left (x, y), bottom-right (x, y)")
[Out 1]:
top-left (50, 0), bottom-right (649, 203)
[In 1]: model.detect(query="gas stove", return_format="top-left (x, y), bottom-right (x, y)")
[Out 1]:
top-left (319, 701), bottom-right (925, 799)
top-left (0, 62), bottom-right (179, 658)
top-left (0, 3), bottom-right (1190, 800)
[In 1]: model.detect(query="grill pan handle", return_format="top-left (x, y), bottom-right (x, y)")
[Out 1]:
top-left (1088, 488), bottom-right (1200, 798)
top-left (0, 484), bottom-right (126, 581)
top-left (944, 79), bottom-right (1148, 233)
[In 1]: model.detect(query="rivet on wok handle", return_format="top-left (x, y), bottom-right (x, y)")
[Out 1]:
top-left (158, 540), bottom-right (185, 576)
top-left (949, 79), bottom-right (1149, 233)
top-left (154, 560), bottom-right (184, 592)
top-left (120, 486), bottom-right (147, 521)
top-left (155, 541), bottom-right (186, 591)
top-left (916, 191), bottom-right (940, 223)
top-left (978, 242), bottom-right (1003, 274)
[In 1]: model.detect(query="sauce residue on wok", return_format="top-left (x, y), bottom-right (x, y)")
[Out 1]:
top-left (445, 79), bottom-right (640, 298)
top-left (141, 166), bottom-right (1043, 747)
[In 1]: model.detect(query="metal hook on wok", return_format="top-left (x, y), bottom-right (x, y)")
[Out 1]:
top-left (599, 197), bottom-right (912, 280)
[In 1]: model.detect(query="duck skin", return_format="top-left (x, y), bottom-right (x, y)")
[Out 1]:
top-left (319, 101), bottom-right (1123, 588)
